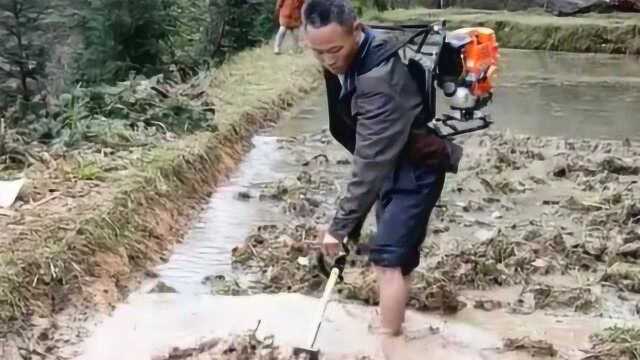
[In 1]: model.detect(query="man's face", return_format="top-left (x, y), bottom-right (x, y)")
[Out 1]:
top-left (304, 22), bottom-right (362, 75)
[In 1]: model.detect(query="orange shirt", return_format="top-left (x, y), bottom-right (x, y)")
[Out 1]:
top-left (277, 0), bottom-right (304, 28)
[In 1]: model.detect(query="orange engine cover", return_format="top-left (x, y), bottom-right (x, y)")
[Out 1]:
top-left (451, 27), bottom-right (499, 98)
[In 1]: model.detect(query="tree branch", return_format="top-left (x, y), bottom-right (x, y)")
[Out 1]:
top-left (1, 26), bottom-right (19, 38)
top-left (0, 66), bottom-right (18, 79)
top-left (15, 0), bottom-right (24, 18)
top-left (211, 21), bottom-right (226, 59)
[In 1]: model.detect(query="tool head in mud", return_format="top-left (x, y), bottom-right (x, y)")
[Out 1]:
top-left (317, 252), bottom-right (348, 281)
top-left (317, 236), bottom-right (350, 281)
top-left (292, 347), bottom-right (320, 360)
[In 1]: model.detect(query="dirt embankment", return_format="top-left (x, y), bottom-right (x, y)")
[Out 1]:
top-left (0, 46), bottom-right (322, 348)
top-left (367, 8), bottom-right (640, 55)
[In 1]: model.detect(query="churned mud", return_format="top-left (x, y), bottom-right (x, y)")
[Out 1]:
top-left (194, 126), bottom-right (639, 359)
top-left (225, 129), bottom-right (639, 304)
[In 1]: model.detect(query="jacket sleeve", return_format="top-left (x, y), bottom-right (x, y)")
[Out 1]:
top-left (328, 57), bottom-right (423, 241)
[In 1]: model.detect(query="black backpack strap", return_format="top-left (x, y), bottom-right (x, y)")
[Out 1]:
top-left (367, 24), bottom-right (442, 124)
top-left (355, 26), bottom-right (428, 73)
top-left (367, 24), bottom-right (437, 60)
top-left (356, 24), bottom-right (445, 131)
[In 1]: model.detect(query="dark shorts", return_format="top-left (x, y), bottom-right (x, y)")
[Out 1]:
top-left (368, 159), bottom-right (446, 276)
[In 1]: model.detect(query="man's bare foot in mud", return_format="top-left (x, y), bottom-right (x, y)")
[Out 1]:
top-left (380, 332), bottom-right (423, 360)
top-left (369, 309), bottom-right (439, 342)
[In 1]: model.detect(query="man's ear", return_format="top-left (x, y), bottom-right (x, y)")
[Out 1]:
top-left (352, 20), bottom-right (363, 33)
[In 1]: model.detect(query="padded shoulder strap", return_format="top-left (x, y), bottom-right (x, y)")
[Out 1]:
top-left (358, 25), bottom-right (436, 75)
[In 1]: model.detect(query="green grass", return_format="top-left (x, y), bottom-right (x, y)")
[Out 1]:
top-left (365, 8), bottom-right (640, 54)
top-left (73, 161), bottom-right (104, 181)
top-left (590, 326), bottom-right (640, 359)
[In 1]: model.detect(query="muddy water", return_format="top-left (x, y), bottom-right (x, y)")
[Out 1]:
top-left (153, 136), bottom-right (290, 294)
top-left (77, 292), bottom-right (627, 360)
top-left (75, 50), bottom-right (639, 359)
top-left (451, 49), bottom-right (640, 141)
top-left (151, 100), bottom-right (336, 295)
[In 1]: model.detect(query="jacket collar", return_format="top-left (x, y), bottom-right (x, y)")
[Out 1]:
top-left (339, 28), bottom-right (375, 99)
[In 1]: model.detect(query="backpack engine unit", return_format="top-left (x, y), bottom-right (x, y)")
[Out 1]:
top-left (371, 21), bottom-right (500, 137)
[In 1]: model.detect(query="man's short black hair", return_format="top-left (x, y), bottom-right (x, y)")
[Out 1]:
top-left (302, 0), bottom-right (358, 30)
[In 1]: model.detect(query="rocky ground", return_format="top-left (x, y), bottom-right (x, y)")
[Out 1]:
top-left (203, 129), bottom-right (639, 359)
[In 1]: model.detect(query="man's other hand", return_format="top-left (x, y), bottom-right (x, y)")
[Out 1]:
top-left (320, 228), bottom-right (342, 257)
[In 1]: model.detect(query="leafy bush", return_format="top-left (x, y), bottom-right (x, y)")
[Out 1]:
top-left (75, 0), bottom-right (178, 84)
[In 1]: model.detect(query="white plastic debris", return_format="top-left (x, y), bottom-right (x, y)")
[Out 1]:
top-left (0, 177), bottom-right (25, 208)
top-left (531, 258), bottom-right (549, 269)
top-left (296, 256), bottom-right (310, 267)
top-left (474, 229), bottom-right (498, 242)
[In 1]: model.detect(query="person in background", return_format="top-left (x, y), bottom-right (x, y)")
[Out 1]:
top-left (274, 0), bottom-right (305, 54)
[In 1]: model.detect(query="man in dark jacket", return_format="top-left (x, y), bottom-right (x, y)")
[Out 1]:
top-left (302, 0), bottom-right (449, 354)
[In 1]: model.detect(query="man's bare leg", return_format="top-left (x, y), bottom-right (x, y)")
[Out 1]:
top-left (375, 266), bottom-right (413, 360)
top-left (402, 274), bottom-right (412, 323)
top-left (375, 266), bottom-right (408, 335)
top-left (373, 273), bottom-right (412, 329)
